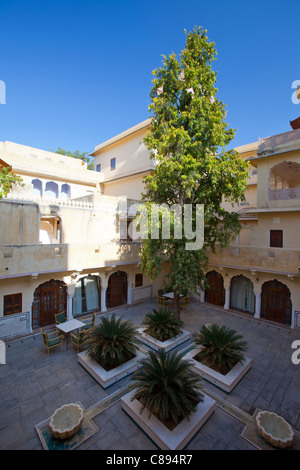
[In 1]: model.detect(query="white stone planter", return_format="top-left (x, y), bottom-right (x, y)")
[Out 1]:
top-left (137, 327), bottom-right (191, 352)
top-left (78, 349), bottom-right (146, 388)
top-left (121, 389), bottom-right (216, 450)
top-left (256, 411), bottom-right (294, 448)
top-left (49, 403), bottom-right (84, 440)
top-left (183, 346), bottom-right (252, 393)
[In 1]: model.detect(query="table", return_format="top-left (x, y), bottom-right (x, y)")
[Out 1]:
top-left (162, 292), bottom-right (183, 299)
top-left (56, 319), bottom-right (85, 349)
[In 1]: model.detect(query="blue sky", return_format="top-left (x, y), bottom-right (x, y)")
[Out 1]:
top-left (1, 0), bottom-right (300, 158)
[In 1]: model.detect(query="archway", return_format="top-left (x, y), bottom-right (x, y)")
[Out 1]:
top-left (205, 270), bottom-right (225, 306)
top-left (106, 271), bottom-right (127, 308)
top-left (32, 279), bottom-right (67, 328)
top-left (230, 275), bottom-right (255, 314)
top-left (73, 275), bottom-right (101, 317)
top-left (261, 279), bottom-right (292, 325)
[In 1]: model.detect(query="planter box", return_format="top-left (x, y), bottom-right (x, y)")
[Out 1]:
top-left (137, 328), bottom-right (191, 352)
top-left (183, 346), bottom-right (252, 393)
top-left (78, 349), bottom-right (146, 388)
top-left (121, 389), bottom-right (216, 450)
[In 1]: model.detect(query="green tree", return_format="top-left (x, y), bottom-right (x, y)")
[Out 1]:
top-left (140, 27), bottom-right (249, 317)
top-left (0, 165), bottom-right (23, 198)
top-left (51, 147), bottom-right (94, 170)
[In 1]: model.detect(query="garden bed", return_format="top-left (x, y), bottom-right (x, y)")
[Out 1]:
top-left (183, 346), bottom-right (252, 393)
top-left (77, 349), bottom-right (146, 388)
top-left (137, 327), bottom-right (191, 352)
top-left (121, 389), bottom-right (216, 450)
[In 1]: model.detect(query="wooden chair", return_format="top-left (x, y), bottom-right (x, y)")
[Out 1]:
top-left (157, 295), bottom-right (172, 308)
top-left (81, 311), bottom-right (96, 331)
top-left (55, 311), bottom-right (66, 325)
top-left (70, 329), bottom-right (86, 352)
top-left (180, 295), bottom-right (190, 312)
top-left (41, 329), bottom-right (63, 356)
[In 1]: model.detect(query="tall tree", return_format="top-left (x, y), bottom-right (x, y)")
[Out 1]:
top-left (51, 147), bottom-right (94, 170)
top-left (140, 26), bottom-right (249, 317)
top-left (0, 164), bottom-right (23, 198)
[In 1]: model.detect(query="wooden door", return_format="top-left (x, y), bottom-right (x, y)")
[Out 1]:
top-left (40, 286), bottom-right (59, 326)
top-left (205, 271), bottom-right (225, 306)
top-left (107, 272), bottom-right (127, 308)
top-left (262, 280), bottom-right (291, 325)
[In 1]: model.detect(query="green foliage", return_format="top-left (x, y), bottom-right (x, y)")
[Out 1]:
top-left (140, 27), bottom-right (250, 313)
top-left (51, 147), bottom-right (94, 170)
top-left (131, 348), bottom-right (203, 426)
top-left (193, 323), bottom-right (248, 371)
top-left (82, 314), bottom-right (140, 369)
top-left (0, 166), bottom-right (23, 198)
top-left (142, 308), bottom-right (183, 341)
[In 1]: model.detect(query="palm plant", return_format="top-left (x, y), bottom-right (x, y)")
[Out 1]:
top-left (142, 308), bottom-right (184, 342)
top-left (131, 348), bottom-right (203, 429)
top-left (193, 323), bottom-right (248, 374)
top-left (81, 314), bottom-right (140, 370)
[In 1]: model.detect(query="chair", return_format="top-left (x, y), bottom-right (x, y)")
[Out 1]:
top-left (41, 329), bottom-right (63, 356)
top-left (157, 295), bottom-right (172, 308)
top-left (81, 311), bottom-right (96, 331)
top-left (55, 311), bottom-right (66, 325)
top-left (180, 295), bottom-right (190, 312)
top-left (70, 329), bottom-right (86, 352)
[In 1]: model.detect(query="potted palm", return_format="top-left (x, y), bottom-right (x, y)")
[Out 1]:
top-left (77, 314), bottom-right (145, 388)
top-left (121, 348), bottom-right (216, 450)
top-left (137, 308), bottom-right (191, 352)
top-left (184, 323), bottom-right (252, 392)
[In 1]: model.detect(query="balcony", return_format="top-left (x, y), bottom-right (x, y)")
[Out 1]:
top-left (0, 242), bottom-right (140, 279)
top-left (208, 244), bottom-right (300, 276)
top-left (269, 187), bottom-right (300, 201)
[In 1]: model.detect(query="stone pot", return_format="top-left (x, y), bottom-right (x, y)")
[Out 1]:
top-left (49, 403), bottom-right (84, 440)
top-left (256, 411), bottom-right (294, 448)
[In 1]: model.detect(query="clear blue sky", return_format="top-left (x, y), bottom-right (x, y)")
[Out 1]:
top-left (1, 0), bottom-right (300, 158)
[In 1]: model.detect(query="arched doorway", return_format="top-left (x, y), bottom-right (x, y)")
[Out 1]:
top-left (73, 275), bottom-right (101, 317)
top-left (230, 275), bottom-right (255, 314)
top-left (32, 279), bottom-right (67, 328)
top-left (106, 271), bottom-right (127, 308)
top-left (205, 270), bottom-right (225, 306)
top-left (261, 280), bottom-right (292, 325)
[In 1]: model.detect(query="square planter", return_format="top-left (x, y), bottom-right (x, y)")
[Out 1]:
top-left (137, 328), bottom-right (191, 352)
top-left (121, 389), bottom-right (216, 450)
top-left (183, 346), bottom-right (252, 393)
top-left (77, 349), bottom-right (146, 388)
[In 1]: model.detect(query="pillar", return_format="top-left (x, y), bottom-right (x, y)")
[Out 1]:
top-left (254, 293), bottom-right (261, 319)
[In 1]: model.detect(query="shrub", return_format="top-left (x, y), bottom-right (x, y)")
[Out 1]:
top-left (142, 308), bottom-right (183, 342)
top-left (131, 348), bottom-right (203, 429)
top-left (193, 323), bottom-right (247, 374)
top-left (82, 314), bottom-right (140, 370)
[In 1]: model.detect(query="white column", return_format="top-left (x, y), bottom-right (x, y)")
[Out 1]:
top-left (101, 287), bottom-right (107, 313)
top-left (224, 287), bottom-right (230, 310)
top-left (254, 293), bottom-right (261, 319)
top-left (200, 289), bottom-right (205, 303)
top-left (291, 304), bottom-right (295, 329)
top-left (127, 283), bottom-right (132, 305)
top-left (67, 293), bottom-right (74, 320)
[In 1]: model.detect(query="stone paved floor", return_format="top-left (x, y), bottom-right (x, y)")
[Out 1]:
top-left (0, 299), bottom-right (300, 450)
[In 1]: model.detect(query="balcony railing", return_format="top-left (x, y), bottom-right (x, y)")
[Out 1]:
top-left (269, 187), bottom-right (300, 201)
top-left (208, 244), bottom-right (300, 275)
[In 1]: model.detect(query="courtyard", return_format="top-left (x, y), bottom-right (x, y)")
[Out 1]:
top-left (0, 299), bottom-right (300, 451)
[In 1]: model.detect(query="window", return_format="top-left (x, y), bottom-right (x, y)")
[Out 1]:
top-left (4, 293), bottom-right (22, 315)
top-left (135, 273), bottom-right (143, 288)
top-left (96, 164), bottom-right (101, 172)
top-left (120, 218), bottom-right (134, 242)
top-left (61, 183), bottom-right (71, 199)
top-left (45, 181), bottom-right (58, 198)
top-left (270, 230), bottom-right (283, 248)
top-left (32, 179), bottom-right (43, 196)
top-left (110, 158), bottom-right (116, 170)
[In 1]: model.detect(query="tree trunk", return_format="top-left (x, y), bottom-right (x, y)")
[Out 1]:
top-left (173, 291), bottom-right (181, 320)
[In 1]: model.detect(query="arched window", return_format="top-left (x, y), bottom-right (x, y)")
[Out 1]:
top-left (32, 179), bottom-right (43, 196)
top-left (73, 275), bottom-right (101, 316)
top-left (261, 280), bottom-right (292, 325)
top-left (106, 271), bottom-right (127, 308)
top-left (45, 181), bottom-right (58, 198)
top-left (32, 279), bottom-right (67, 328)
top-left (230, 275), bottom-right (255, 314)
top-left (61, 183), bottom-right (71, 199)
top-left (205, 270), bottom-right (225, 306)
